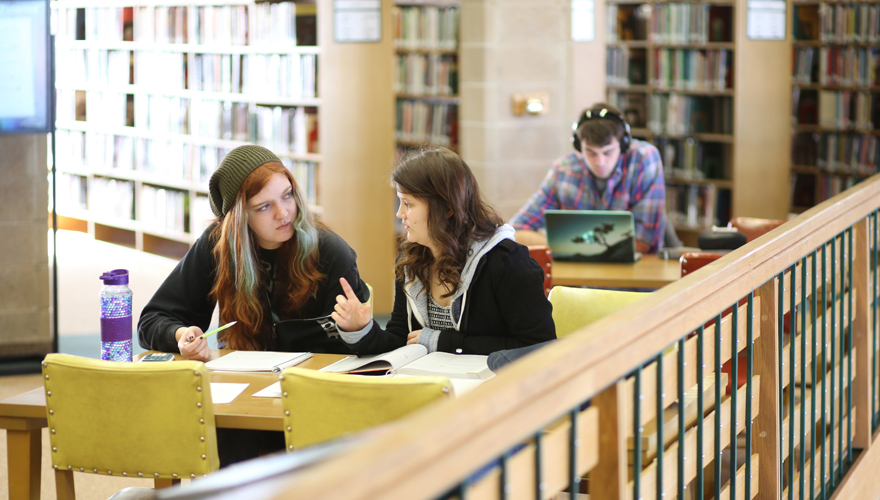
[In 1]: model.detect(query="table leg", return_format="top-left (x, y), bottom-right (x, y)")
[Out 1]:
top-left (7, 427), bottom-right (42, 500)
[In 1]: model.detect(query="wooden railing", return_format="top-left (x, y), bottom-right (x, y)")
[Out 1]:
top-left (260, 174), bottom-right (880, 500)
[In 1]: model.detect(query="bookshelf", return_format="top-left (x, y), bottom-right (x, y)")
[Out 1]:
top-left (52, 0), bottom-right (320, 258)
top-left (790, 2), bottom-right (880, 212)
top-left (605, 0), bottom-right (791, 243)
top-left (392, 1), bottom-right (459, 153)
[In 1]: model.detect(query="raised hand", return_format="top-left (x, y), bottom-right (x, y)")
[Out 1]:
top-left (331, 277), bottom-right (372, 332)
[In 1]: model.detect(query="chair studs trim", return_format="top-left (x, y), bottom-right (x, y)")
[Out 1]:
top-left (191, 474), bottom-right (196, 479)
top-left (138, 472), bottom-right (143, 477)
top-left (196, 402), bottom-right (202, 408)
top-left (442, 387), bottom-right (450, 393)
top-left (46, 391), bottom-right (51, 397)
top-left (49, 409), bottom-right (54, 415)
top-left (45, 374), bottom-right (49, 379)
top-left (194, 370), bottom-right (200, 376)
top-left (51, 428), bottom-right (55, 434)
top-left (201, 454), bottom-right (207, 460)
top-left (279, 375), bottom-right (285, 381)
top-left (80, 468), bottom-right (84, 472)
top-left (286, 426), bottom-right (291, 432)
top-left (288, 445), bottom-right (294, 450)
top-left (173, 473), bottom-right (178, 478)
top-left (282, 392), bottom-right (288, 397)
top-left (123, 472), bottom-right (128, 476)
top-left (52, 447), bottom-right (57, 452)
top-left (42, 361), bottom-right (47, 367)
top-left (54, 465), bottom-right (59, 469)
top-left (108, 470), bottom-right (112, 475)
top-left (93, 468), bottom-right (98, 473)
top-left (155, 473), bottom-right (160, 477)
top-left (67, 465), bottom-right (72, 470)
top-left (199, 418), bottom-right (204, 424)
top-left (197, 386), bottom-right (202, 392)
top-left (200, 436), bottom-right (205, 442)
top-left (284, 410), bottom-right (290, 416)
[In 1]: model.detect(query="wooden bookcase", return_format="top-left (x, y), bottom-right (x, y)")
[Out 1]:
top-left (605, 0), bottom-right (791, 243)
top-left (52, 0), bottom-right (320, 259)
top-left (392, 0), bottom-right (459, 153)
top-left (790, 1), bottom-right (880, 212)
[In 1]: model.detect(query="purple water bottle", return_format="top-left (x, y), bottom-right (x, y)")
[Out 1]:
top-left (99, 269), bottom-right (133, 362)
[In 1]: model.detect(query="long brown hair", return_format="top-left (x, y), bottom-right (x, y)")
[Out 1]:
top-left (393, 147), bottom-right (502, 298)
top-left (209, 162), bottom-right (324, 350)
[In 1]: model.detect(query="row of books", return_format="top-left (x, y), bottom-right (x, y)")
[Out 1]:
top-left (651, 48), bottom-right (732, 91)
top-left (82, 7), bottom-right (126, 43)
top-left (134, 94), bottom-right (188, 134)
top-left (817, 173), bottom-right (863, 202)
top-left (394, 53), bottom-right (458, 96)
top-left (793, 47), bottom-right (880, 88)
top-left (647, 94), bottom-right (733, 135)
top-left (57, 174), bottom-right (88, 213)
top-left (393, 5), bottom-right (459, 51)
top-left (794, 133), bottom-right (880, 177)
top-left (133, 51), bottom-right (187, 90)
top-left (91, 177), bottom-right (135, 221)
top-left (251, 106), bottom-right (314, 155)
top-left (649, 4), bottom-right (732, 45)
top-left (141, 185), bottom-right (187, 234)
top-left (133, 6), bottom-right (196, 45)
top-left (85, 91), bottom-right (128, 127)
top-left (815, 89), bottom-right (876, 129)
top-left (58, 48), bottom-right (130, 86)
top-left (655, 136), bottom-right (728, 181)
top-left (242, 54), bottom-right (317, 99)
top-left (667, 183), bottom-right (718, 230)
top-left (395, 99), bottom-right (457, 147)
top-left (607, 46), bottom-right (646, 87)
top-left (818, 4), bottom-right (880, 45)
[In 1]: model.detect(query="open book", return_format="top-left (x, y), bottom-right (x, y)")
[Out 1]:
top-left (205, 351), bottom-right (312, 373)
top-left (319, 344), bottom-right (493, 380)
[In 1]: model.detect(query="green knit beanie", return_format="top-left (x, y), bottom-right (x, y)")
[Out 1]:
top-left (209, 145), bottom-right (282, 217)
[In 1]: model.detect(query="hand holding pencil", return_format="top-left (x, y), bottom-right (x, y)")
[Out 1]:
top-left (177, 321), bottom-right (236, 362)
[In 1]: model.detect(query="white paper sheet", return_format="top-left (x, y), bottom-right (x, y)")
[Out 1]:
top-left (210, 382), bottom-right (249, 404)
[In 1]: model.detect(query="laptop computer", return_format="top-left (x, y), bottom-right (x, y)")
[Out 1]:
top-left (544, 209), bottom-right (642, 263)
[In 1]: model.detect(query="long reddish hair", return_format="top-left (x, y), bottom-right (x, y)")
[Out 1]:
top-left (209, 162), bottom-right (324, 350)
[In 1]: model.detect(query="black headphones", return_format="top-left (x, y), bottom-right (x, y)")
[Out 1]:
top-left (571, 107), bottom-right (632, 154)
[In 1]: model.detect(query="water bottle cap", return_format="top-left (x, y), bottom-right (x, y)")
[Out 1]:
top-left (99, 269), bottom-right (129, 285)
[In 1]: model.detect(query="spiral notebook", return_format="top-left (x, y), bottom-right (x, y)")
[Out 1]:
top-left (205, 351), bottom-right (312, 373)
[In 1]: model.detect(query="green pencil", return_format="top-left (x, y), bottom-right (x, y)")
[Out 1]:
top-left (184, 321), bottom-right (236, 345)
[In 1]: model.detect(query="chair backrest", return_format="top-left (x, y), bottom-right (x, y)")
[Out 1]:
top-left (679, 251), bottom-right (724, 277)
top-left (548, 286), bottom-right (649, 338)
top-left (280, 368), bottom-right (452, 450)
top-left (42, 353), bottom-right (219, 498)
top-left (527, 245), bottom-right (553, 297)
top-left (730, 216), bottom-right (787, 242)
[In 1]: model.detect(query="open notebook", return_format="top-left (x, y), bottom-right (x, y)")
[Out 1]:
top-left (319, 344), bottom-right (494, 380)
top-left (204, 351), bottom-right (312, 373)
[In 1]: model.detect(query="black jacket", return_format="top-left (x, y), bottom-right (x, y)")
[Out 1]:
top-left (138, 225), bottom-right (368, 354)
top-left (347, 239), bottom-right (556, 355)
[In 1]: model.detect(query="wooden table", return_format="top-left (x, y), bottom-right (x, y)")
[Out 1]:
top-left (0, 352), bottom-right (344, 500)
top-left (550, 254), bottom-right (681, 289)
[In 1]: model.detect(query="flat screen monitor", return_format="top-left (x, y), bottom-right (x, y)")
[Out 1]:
top-left (0, 0), bottom-right (51, 134)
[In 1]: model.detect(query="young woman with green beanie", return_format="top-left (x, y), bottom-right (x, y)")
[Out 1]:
top-left (137, 145), bottom-right (369, 465)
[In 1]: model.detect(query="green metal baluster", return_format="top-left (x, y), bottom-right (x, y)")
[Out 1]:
top-left (789, 264), bottom-right (796, 500)
top-left (697, 326), bottom-right (705, 498)
top-left (731, 303), bottom-right (738, 500)
top-left (678, 338), bottom-right (686, 499)
top-left (847, 227), bottom-right (853, 464)
top-left (778, 271), bottom-right (785, 486)
top-left (747, 292), bottom-right (754, 500)
top-left (569, 408), bottom-right (578, 496)
top-left (838, 232), bottom-right (844, 481)
top-left (822, 242), bottom-right (828, 498)
top-left (715, 314), bottom-right (722, 500)
top-left (656, 352), bottom-right (663, 500)
top-left (874, 212), bottom-right (879, 428)
top-left (534, 431), bottom-right (543, 499)
top-left (801, 257), bottom-right (807, 500)
top-left (635, 366), bottom-right (642, 500)
top-left (828, 237), bottom-right (837, 489)
top-left (811, 249), bottom-right (818, 500)
top-left (500, 451), bottom-right (509, 500)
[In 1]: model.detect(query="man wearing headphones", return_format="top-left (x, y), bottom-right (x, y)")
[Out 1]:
top-left (510, 102), bottom-right (666, 254)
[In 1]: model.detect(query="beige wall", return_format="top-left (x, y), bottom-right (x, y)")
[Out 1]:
top-left (0, 134), bottom-right (52, 356)
top-left (460, 0), bottom-right (607, 221)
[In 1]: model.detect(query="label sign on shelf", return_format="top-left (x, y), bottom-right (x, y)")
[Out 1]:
top-left (335, 0), bottom-right (381, 43)
top-left (571, 0), bottom-right (595, 42)
top-left (746, 0), bottom-right (786, 40)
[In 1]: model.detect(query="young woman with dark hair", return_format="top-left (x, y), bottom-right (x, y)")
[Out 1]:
top-left (332, 147), bottom-right (556, 355)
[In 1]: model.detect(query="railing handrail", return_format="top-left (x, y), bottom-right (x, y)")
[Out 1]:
top-left (267, 174), bottom-right (880, 500)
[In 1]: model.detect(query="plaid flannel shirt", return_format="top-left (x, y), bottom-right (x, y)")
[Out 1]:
top-left (509, 139), bottom-right (666, 253)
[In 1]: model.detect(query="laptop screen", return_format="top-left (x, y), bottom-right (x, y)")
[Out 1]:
top-left (544, 210), bottom-right (640, 263)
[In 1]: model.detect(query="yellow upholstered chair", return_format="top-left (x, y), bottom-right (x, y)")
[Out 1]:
top-left (279, 367), bottom-right (452, 450)
top-left (42, 353), bottom-right (219, 499)
top-left (364, 282), bottom-right (374, 309)
top-left (548, 286), bottom-right (649, 338)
